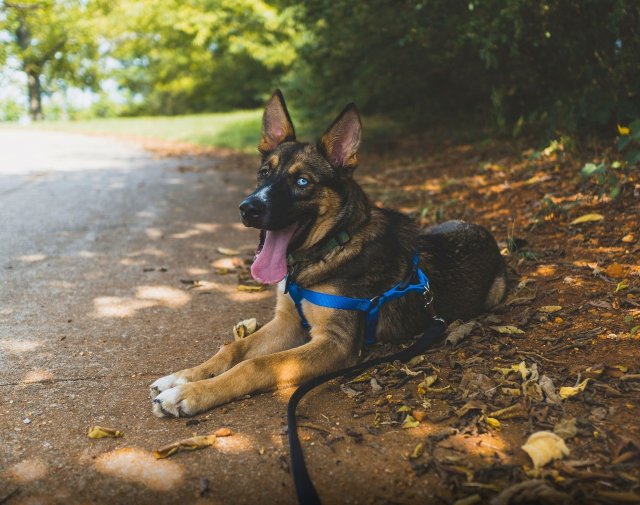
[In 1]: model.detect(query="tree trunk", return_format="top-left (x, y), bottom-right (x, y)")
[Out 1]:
top-left (27, 70), bottom-right (43, 121)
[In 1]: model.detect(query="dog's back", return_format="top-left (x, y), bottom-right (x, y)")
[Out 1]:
top-left (420, 220), bottom-right (506, 322)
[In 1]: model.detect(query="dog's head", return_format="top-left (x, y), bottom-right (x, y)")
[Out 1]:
top-left (239, 89), bottom-right (362, 284)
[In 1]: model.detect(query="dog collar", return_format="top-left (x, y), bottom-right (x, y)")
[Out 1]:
top-left (287, 230), bottom-right (350, 267)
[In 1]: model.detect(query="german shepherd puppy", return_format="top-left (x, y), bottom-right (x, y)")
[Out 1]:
top-left (150, 90), bottom-right (506, 417)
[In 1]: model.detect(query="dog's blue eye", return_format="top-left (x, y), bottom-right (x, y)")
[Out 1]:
top-left (296, 177), bottom-right (309, 187)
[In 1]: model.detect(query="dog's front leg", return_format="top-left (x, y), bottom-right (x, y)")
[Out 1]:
top-left (150, 310), bottom-right (305, 398)
top-left (152, 332), bottom-right (355, 417)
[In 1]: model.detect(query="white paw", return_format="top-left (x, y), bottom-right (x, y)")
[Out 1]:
top-left (152, 385), bottom-right (194, 418)
top-left (149, 373), bottom-right (188, 399)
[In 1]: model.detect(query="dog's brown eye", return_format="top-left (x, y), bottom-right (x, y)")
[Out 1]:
top-left (258, 167), bottom-right (270, 178)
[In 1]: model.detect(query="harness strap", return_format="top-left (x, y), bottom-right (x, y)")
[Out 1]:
top-left (286, 253), bottom-right (430, 345)
top-left (287, 318), bottom-right (447, 505)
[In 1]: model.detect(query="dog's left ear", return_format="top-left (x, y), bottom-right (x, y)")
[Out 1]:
top-left (258, 89), bottom-right (296, 154)
top-left (320, 104), bottom-right (362, 171)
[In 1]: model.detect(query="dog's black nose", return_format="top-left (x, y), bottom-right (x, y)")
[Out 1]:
top-left (239, 197), bottom-right (265, 221)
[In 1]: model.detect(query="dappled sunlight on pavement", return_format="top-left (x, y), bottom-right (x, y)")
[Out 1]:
top-left (94, 448), bottom-right (184, 491)
top-left (93, 285), bottom-right (191, 318)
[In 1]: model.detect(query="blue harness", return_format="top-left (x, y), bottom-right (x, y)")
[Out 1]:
top-left (285, 253), bottom-right (431, 346)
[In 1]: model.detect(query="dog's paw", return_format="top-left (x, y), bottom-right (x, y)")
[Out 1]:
top-left (152, 385), bottom-right (195, 418)
top-left (149, 373), bottom-right (188, 399)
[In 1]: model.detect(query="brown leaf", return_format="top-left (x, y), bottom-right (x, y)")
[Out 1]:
top-left (154, 434), bottom-right (217, 459)
top-left (455, 400), bottom-right (487, 417)
top-left (605, 263), bottom-right (627, 279)
top-left (490, 480), bottom-right (568, 505)
top-left (213, 428), bottom-right (234, 437)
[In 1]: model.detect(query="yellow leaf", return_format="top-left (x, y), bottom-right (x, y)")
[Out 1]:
top-left (618, 124), bottom-right (630, 135)
top-left (490, 325), bottom-right (525, 335)
top-left (396, 405), bottom-right (412, 413)
top-left (521, 431), bottom-right (570, 468)
top-left (559, 378), bottom-right (589, 399)
top-left (401, 415), bottom-right (420, 429)
top-left (538, 305), bottom-right (562, 313)
top-left (570, 213), bottom-right (604, 225)
top-left (237, 284), bottom-right (265, 292)
top-left (485, 417), bottom-right (501, 430)
top-left (409, 442), bottom-right (424, 459)
top-left (87, 426), bottom-right (123, 439)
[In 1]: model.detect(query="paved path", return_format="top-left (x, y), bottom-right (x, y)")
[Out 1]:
top-left (0, 130), bottom-right (294, 504)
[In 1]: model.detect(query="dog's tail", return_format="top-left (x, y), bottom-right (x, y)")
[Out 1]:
top-left (484, 261), bottom-right (507, 310)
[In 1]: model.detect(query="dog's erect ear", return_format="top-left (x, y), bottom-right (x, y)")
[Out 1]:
top-left (320, 104), bottom-right (362, 170)
top-left (258, 89), bottom-right (296, 154)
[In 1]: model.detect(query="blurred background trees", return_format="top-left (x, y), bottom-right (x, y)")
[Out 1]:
top-left (1, 0), bottom-right (638, 137)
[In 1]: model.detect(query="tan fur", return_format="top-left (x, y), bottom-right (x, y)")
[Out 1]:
top-left (484, 272), bottom-right (507, 309)
top-left (151, 283), bottom-right (358, 417)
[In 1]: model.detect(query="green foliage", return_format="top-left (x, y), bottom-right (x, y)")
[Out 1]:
top-left (2, 0), bottom-right (639, 135)
top-left (106, 0), bottom-right (299, 115)
top-left (0, 0), bottom-right (103, 119)
top-left (617, 120), bottom-right (640, 165)
top-left (284, 0), bottom-right (640, 135)
top-left (579, 120), bottom-right (640, 200)
top-left (0, 98), bottom-right (22, 121)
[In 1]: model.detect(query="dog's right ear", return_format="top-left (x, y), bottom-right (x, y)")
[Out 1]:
top-left (258, 89), bottom-right (296, 154)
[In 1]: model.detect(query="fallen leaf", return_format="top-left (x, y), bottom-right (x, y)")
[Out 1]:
top-left (401, 415), bottom-right (420, 429)
top-left (340, 384), bottom-right (360, 398)
top-left (605, 263), bottom-right (626, 279)
top-left (485, 417), bottom-right (501, 430)
top-left (490, 325), bottom-right (525, 335)
top-left (232, 318), bottom-right (258, 340)
top-left (155, 434), bottom-right (217, 459)
top-left (489, 403), bottom-right (527, 420)
top-left (217, 247), bottom-right (240, 256)
top-left (453, 495), bottom-right (482, 505)
top-left (213, 428), bottom-right (233, 437)
top-left (401, 365), bottom-right (422, 376)
top-left (514, 361), bottom-right (530, 381)
top-left (87, 426), bottom-right (123, 439)
top-left (409, 442), bottom-right (424, 459)
top-left (622, 233), bottom-right (635, 243)
top-left (396, 405), bottom-right (412, 413)
top-left (370, 378), bottom-right (382, 394)
top-left (539, 375), bottom-right (561, 405)
top-left (417, 374), bottom-right (438, 394)
top-left (490, 480), bottom-right (569, 505)
top-left (237, 284), bottom-right (265, 292)
top-left (445, 321), bottom-right (476, 346)
top-left (559, 378), bottom-right (589, 399)
top-left (412, 410), bottom-right (428, 422)
top-left (521, 431), bottom-right (570, 469)
top-left (553, 418), bottom-right (577, 439)
top-left (570, 213), bottom-right (604, 225)
top-left (538, 305), bottom-right (562, 313)
top-left (456, 400), bottom-right (487, 417)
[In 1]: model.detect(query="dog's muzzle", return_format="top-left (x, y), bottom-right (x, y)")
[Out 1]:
top-left (239, 196), bottom-right (266, 227)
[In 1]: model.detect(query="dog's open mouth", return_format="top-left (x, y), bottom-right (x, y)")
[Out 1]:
top-left (250, 223), bottom-right (299, 285)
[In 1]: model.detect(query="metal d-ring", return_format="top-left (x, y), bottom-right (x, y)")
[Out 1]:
top-left (423, 287), bottom-right (434, 308)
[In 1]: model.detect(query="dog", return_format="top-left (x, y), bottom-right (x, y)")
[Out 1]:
top-left (150, 90), bottom-right (506, 417)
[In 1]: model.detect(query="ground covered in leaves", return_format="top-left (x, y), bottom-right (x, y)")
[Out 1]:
top-left (112, 134), bottom-right (640, 504)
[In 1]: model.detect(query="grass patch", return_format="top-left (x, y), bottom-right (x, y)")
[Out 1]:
top-left (5, 109), bottom-right (403, 153)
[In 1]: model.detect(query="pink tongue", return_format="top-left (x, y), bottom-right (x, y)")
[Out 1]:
top-left (251, 224), bottom-right (298, 284)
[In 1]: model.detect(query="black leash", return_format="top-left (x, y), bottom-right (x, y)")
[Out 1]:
top-left (286, 318), bottom-right (447, 505)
